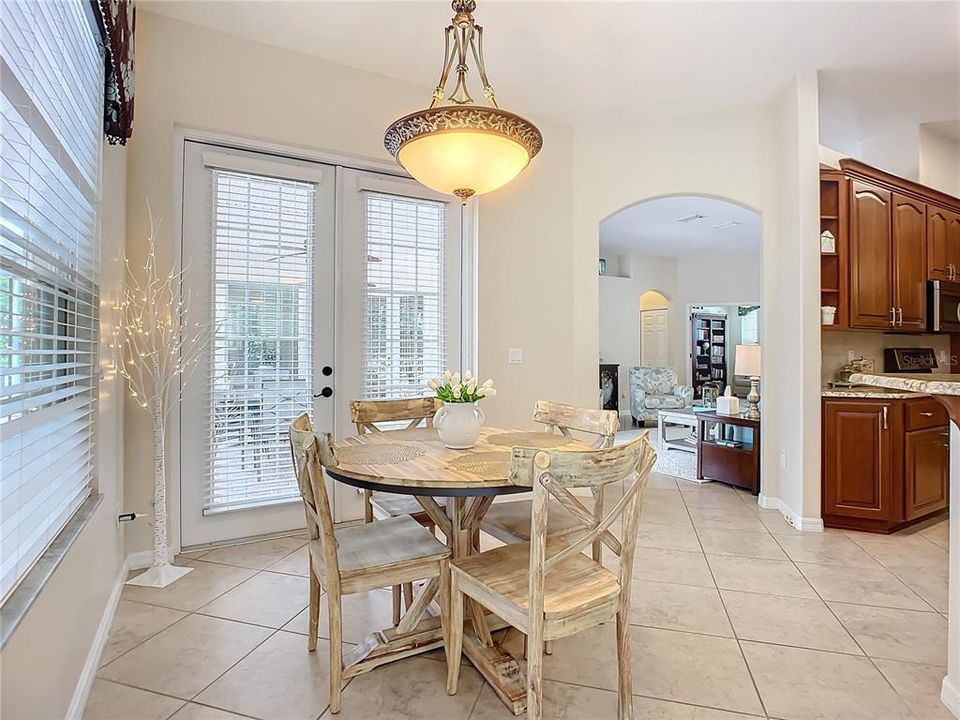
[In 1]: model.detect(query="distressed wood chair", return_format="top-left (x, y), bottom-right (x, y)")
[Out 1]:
top-left (480, 401), bottom-right (619, 561)
top-left (289, 414), bottom-right (452, 714)
top-left (350, 397), bottom-right (447, 623)
top-left (446, 434), bottom-right (656, 720)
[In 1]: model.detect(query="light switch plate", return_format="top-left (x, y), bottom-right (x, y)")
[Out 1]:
top-left (508, 348), bottom-right (523, 364)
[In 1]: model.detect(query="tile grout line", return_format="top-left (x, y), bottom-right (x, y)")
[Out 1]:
top-left (771, 521), bottom-right (928, 715)
top-left (679, 485), bottom-right (771, 720)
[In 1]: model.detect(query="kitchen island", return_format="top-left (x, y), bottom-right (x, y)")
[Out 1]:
top-left (849, 372), bottom-right (960, 718)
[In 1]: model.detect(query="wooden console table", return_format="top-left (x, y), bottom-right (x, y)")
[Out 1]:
top-left (696, 411), bottom-right (761, 494)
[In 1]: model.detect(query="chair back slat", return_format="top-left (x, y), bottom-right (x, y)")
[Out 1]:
top-left (532, 400), bottom-right (618, 449)
top-left (511, 434), bottom-right (657, 626)
top-left (509, 432), bottom-right (648, 489)
top-left (289, 414), bottom-right (340, 582)
top-left (350, 397), bottom-right (440, 430)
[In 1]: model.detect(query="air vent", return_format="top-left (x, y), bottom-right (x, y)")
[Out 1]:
top-left (711, 220), bottom-right (742, 231)
top-left (676, 213), bottom-right (707, 224)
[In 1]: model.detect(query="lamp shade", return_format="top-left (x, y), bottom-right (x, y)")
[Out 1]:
top-left (735, 344), bottom-right (762, 377)
top-left (385, 106), bottom-right (541, 201)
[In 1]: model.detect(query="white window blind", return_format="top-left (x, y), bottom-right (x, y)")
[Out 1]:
top-left (362, 193), bottom-right (447, 400)
top-left (204, 170), bottom-right (315, 514)
top-left (0, 0), bottom-right (102, 601)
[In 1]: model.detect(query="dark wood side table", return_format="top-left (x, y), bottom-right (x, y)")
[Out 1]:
top-left (696, 411), bottom-right (761, 495)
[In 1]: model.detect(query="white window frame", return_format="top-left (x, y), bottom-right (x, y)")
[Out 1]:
top-left (170, 128), bottom-right (476, 549)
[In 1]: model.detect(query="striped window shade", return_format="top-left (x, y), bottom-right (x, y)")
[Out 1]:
top-left (362, 192), bottom-right (447, 401)
top-left (203, 169), bottom-right (315, 514)
top-left (0, 0), bottom-right (103, 601)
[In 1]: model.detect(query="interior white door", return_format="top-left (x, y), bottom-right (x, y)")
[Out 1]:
top-left (336, 169), bottom-right (463, 521)
top-left (640, 308), bottom-right (670, 367)
top-left (179, 142), bottom-right (336, 547)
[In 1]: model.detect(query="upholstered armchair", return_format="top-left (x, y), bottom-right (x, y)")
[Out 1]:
top-left (629, 367), bottom-right (694, 425)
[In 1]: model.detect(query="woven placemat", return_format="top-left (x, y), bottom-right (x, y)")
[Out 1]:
top-left (487, 431), bottom-right (575, 449)
top-left (449, 451), bottom-right (511, 479)
top-left (383, 427), bottom-right (439, 442)
top-left (337, 443), bottom-right (426, 465)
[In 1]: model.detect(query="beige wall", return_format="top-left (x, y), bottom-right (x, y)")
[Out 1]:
top-left (571, 83), bottom-right (822, 525)
top-left (920, 125), bottom-right (960, 197)
top-left (124, 11), bottom-right (575, 552)
top-left (1, 144), bottom-right (128, 719)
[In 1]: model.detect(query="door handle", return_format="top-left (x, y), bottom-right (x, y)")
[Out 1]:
top-left (920, 411), bottom-right (934, 417)
top-left (313, 387), bottom-right (333, 398)
top-left (897, 307), bottom-right (903, 326)
top-left (882, 406), bottom-right (888, 430)
top-left (889, 308), bottom-right (896, 326)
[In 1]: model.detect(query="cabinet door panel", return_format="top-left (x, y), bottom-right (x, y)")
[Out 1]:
top-left (892, 194), bottom-right (927, 329)
top-left (823, 401), bottom-right (893, 520)
top-left (928, 206), bottom-right (951, 281)
top-left (850, 182), bottom-right (893, 329)
top-left (904, 427), bottom-right (949, 521)
top-left (947, 209), bottom-right (960, 278)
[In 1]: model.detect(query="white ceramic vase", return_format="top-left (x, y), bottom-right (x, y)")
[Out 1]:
top-left (435, 401), bottom-right (485, 449)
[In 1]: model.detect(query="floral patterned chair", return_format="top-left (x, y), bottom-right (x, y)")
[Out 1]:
top-left (629, 366), bottom-right (694, 426)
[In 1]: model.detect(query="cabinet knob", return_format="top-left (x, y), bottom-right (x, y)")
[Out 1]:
top-left (920, 411), bottom-right (934, 417)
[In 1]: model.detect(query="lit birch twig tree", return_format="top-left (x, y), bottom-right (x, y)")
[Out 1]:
top-left (115, 207), bottom-right (211, 587)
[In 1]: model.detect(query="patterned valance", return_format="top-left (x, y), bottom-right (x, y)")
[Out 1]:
top-left (94, 0), bottom-right (135, 145)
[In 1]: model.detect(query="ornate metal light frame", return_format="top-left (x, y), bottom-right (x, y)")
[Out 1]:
top-left (384, 0), bottom-right (543, 202)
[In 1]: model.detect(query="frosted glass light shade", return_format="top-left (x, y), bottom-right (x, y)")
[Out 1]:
top-left (385, 105), bottom-right (542, 201)
top-left (397, 131), bottom-right (530, 198)
top-left (736, 344), bottom-right (762, 377)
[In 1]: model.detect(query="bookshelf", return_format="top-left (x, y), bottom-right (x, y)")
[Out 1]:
top-left (691, 312), bottom-right (727, 400)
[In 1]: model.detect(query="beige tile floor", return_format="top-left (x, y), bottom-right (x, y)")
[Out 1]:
top-left (86, 474), bottom-right (952, 720)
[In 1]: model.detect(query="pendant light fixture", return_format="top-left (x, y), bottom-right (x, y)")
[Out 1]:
top-left (384, 0), bottom-right (542, 203)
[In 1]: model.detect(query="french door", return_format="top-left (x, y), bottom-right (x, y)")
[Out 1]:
top-left (179, 143), bottom-right (463, 547)
top-left (180, 143), bottom-right (335, 547)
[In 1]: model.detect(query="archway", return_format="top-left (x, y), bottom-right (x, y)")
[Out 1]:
top-left (598, 193), bottom-right (763, 481)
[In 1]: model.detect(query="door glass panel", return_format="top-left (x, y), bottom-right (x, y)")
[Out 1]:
top-left (204, 170), bottom-right (314, 514)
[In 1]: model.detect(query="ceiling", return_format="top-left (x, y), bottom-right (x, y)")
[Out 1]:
top-left (143, 1), bottom-right (959, 126)
top-left (599, 196), bottom-right (761, 258)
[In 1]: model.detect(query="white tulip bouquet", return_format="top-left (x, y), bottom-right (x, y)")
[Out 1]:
top-left (427, 369), bottom-right (495, 403)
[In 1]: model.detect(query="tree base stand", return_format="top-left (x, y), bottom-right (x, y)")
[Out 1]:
top-left (125, 563), bottom-right (194, 588)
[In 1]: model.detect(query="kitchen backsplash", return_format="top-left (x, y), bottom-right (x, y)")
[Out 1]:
top-left (821, 331), bottom-right (952, 386)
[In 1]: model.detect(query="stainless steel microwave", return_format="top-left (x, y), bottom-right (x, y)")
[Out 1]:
top-left (927, 280), bottom-right (960, 332)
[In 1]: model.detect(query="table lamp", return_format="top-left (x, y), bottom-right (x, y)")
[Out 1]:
top-left (735, 344), bottom-right (762, 420)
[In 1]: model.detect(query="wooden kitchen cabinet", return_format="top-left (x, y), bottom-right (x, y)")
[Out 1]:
top-left (829, 160), bottom-right (960, 333)
top-left (927, 205), bottom-right (960, 282)
top-left (822, 396), bottom-right (948, 532)
top-left (904, 426), bottom-right (949, 520)
top-left (891, 193), bottom-right (927, 329)
top-left (849, 180), bottom-right (893, 329)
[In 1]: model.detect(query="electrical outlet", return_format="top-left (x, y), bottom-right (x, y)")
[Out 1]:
top-left (848, 350), bottom-right (855, 362)
top-left (779, 451), bottom-right (787, 470)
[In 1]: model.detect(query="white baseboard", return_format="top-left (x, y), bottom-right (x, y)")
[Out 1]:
top-left (65, 558), bottom-right (128, 720)
top-left (942, 676), bottom-right (960, 719)
top-left (757, 494), bottom-right (824, 532)
top-left (126, 547), bottom-right (177, 570)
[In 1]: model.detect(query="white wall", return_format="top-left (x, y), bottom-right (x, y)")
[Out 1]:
top-left (675, 252), bottom-right (761, 385)
top-left (598, 253), bottom-right (678, 408)
top-left (124, 11), bottom-right (575, 551)
top-left (597, 248), bottom-right (761, 410)
top-left (920, 125), bottom-right (960, 197)
top-left (0, 144), bottom-right (128, 719)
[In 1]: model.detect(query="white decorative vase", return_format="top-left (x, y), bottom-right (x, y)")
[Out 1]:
top-left (435, 402), bottom-right (485, 449)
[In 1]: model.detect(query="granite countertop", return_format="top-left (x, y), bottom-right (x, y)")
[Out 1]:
top-left (821, 385), bottom-right (923, 399)
top-left (849, 373), bottom-right (960, 397)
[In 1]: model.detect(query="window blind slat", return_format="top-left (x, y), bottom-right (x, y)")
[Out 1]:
top-left (0, 0), bottom-right (101, 603)
top-left (201, 170), bottom-right (315, 514)
top-left (362, 192), bottom-right (447, 402)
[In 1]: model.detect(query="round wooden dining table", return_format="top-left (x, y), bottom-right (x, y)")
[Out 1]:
top-left (324, 425), bottom-right (592, 716)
